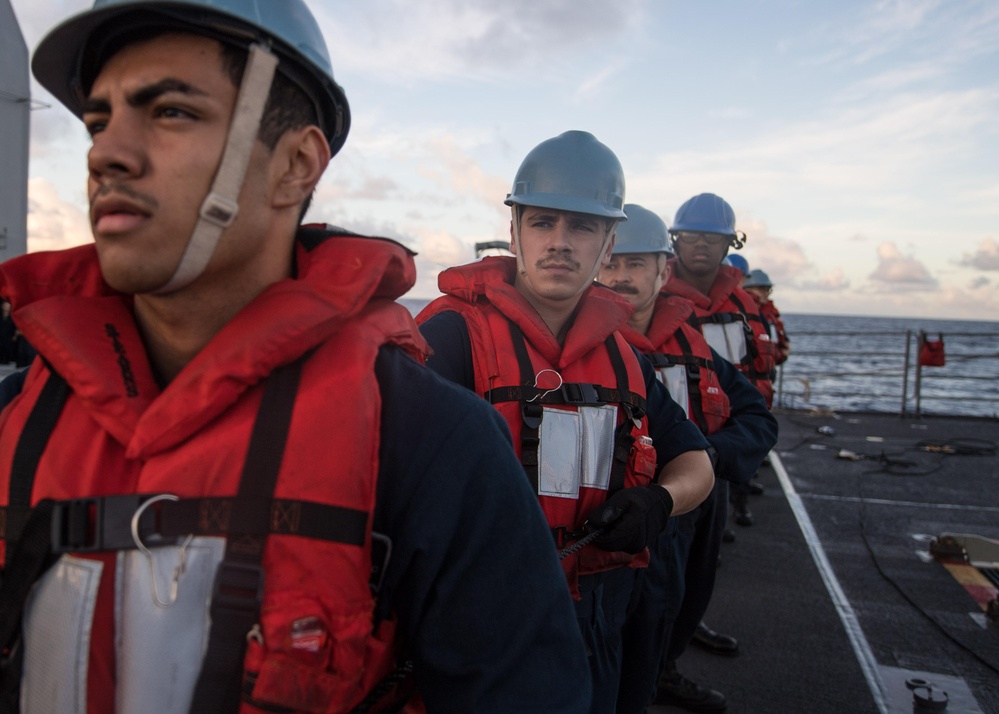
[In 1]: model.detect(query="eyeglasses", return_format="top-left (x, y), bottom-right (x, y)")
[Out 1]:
top-left (672, 232), bottom-right (730, 246)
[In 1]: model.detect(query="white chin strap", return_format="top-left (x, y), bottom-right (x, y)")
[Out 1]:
top-left (152, 43), bottom-right (279, 295)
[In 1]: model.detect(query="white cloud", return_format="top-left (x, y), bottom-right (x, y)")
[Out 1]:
top-left (11, 0), bottom-right (999, 322)
top-left (316, 0), bottom-right (648, 84)
top-left (735, 217), bottom-right (811, 287)
top-left (573, 60), bottom-right (630, 103)
top-left (433, 140), bottom-right (508, 208)
top-left (797, 267), bottom-right (850, 292)
top-left (409, 229), bottom-right (473, 298)
top-left (418, 228), bottom-right (469, 267)
top-left (805, 0), bottom-right (999, 73)
top-left (869, 242), bottom-right (936, 286)
top-left (958, 237), bottom-right (999, 271)
top-left (26, 178), bottom-right (91, 253)
top-left (930, 280), bottom-right (999, 319)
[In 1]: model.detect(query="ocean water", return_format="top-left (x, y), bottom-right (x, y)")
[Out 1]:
top-left (776, 313), bottom-right (999, 418)
top-left (402, 297), bottom-right (999, 419)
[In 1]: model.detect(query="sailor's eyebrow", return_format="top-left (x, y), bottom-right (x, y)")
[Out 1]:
top-left (82, 78), bottom-right (209, 115)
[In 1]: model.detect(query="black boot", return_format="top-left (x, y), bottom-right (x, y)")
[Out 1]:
top-left (691, 621), bottom-right (740, 657)
top-left (732, 490), bottom-right (753, 526)
top-left (653, 661), bottom-right (727, 712)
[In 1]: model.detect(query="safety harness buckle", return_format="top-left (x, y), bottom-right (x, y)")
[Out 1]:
top-left (647, 353), bottom-right (678, 369)
top-left (559, 382), bottom-right (600, 405)
top-left (210, 561), bottom-right (265, 614)
top-left (551, 526), bottom-right (588, 548)
top-left (50, 495), bottom-right (156, 553)
top-left (522, 401), bottom-right (544, 429)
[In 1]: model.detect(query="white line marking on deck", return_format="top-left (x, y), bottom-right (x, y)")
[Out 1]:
top-left (770, 450), bottom-right (891, 714)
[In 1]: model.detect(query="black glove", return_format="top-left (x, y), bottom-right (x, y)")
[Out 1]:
top-left (584, 484), bottom-right (675, 554)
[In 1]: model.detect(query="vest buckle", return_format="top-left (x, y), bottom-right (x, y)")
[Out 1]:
top-left (50, 494), bottom-right (157, 553)
top-left (560, 382), bottom-right (600, 405)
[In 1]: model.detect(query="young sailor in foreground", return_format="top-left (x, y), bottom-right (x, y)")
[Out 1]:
top-left (0, 2), bottom-right (591, 711)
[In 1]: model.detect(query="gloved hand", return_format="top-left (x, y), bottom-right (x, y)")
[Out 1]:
top-left (584, 484), bottom-right (674, 554)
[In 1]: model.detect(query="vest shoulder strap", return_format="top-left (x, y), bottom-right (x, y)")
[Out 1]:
top-left (0, 368), bottom-right (69, 708)
top-left (190, 354), bottom-right (304, 714)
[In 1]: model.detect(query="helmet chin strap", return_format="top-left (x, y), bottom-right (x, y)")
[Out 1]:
top-left (152, 43), bottom-right (279, 295)
top-left (512, 206), bottom-right (527, 277)
top-left (588, 227), bottom-right (615, 285)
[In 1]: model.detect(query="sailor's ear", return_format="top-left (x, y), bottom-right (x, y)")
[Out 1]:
top-left (271, 125), bottom-right (330, 210)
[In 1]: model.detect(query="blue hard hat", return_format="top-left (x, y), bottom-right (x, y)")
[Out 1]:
top-left (32, 0), bottom-right (350, 154)
top-left (724, 254), bottom-right (750, 275)
top-left (743, 268), bottom-right (773, 288)
top-left (671, 193), bottom-right (736, 235)
top-left (669, 193), bottom-right (746, 249)
top-left (505, 131), bottom-right (627, 219)
top-left (612, 204), bottom-right (671, 255)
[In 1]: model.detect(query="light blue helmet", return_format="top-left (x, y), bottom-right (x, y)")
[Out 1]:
top-left (724, 254), bottom-right (750, 275)
top-left (32, 0), bottom-right (351, 154)
top-left (612, 204), bottom-right (671, 255)
top-left (505, 131), bottom-right (627, 219)
top-left (743, 268), bottom-right (773, 288)
top-left (669, 193), bottom-right (746, 249)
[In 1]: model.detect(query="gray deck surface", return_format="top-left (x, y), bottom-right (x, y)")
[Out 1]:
top-left (649, 409), bottom-right (999, 714)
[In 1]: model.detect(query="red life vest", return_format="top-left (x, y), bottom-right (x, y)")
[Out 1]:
top-left (756, 298), bottom-right (790, 365)
top-left (0, 229), bottom-right (427, 713)
top-left (418, 257), bottom-right (657, 597)
top-left (619, 295), bottom-right (731, 436)
top-left (662, 263), bottom-right (775, 407)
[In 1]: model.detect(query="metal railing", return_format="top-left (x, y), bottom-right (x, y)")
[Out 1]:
top-left (775, 329), bottom-right (999, 419)
top-left (1, 325), bottom-right (994, 419)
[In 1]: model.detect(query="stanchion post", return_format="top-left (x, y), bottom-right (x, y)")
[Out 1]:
top-left (914, 330), bottom-right (925, 418)
top-left (901, 330), bottom-right (911, 418)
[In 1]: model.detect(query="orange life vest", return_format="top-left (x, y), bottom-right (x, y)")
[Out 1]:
top-left (756, 298), bottom-right (790, 365)
top-left (418, 257), bottom-right (657, 597)
top-left (619, 295), bottom-right (731, 435)
top-left (662, 263), bottom-right (775, 407)
top-left (0, 228), bottom-right (427, 714)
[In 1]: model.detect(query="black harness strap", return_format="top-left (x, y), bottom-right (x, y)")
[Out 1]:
top-left (693, 310), bottom-right (752, 335)
top-left (0, 370), bottom-right (69, 548)
top-left (499, 320), bottom-right (543, 494)
top-left (0, 369), bottom-right (70, 710)
top-left (485, 323), bottom-right (647, 499)
top-left (0, 499), bottom-right (54, 712)
top-left (190, 356), bottom-right (304, 714)
top-left (643, 351), bottom-right (713, 372)
top-left (724, 295), bottom-right (764, 362)
top-left (689, 306), bottom-right (770, 379)
top-left (41, 495), bottom-right (368, 555)
top-left (486, 381), bottom-right (646, 412)
top-left (1, 360), bottom-right (395, 712)
top-left (728, 293), bottom-right (763, 328)
top-left (730, 292), bottom-right (776, 379)
top-left (604, 337), bottom-right (634, 496)
top-left (684, 311), bottom-right (702, 333)
top-left (672, 328), bottom-right (708, 430)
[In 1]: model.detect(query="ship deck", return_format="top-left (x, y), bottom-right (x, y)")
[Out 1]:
top-left (650, 409), bottom-right (999, 714)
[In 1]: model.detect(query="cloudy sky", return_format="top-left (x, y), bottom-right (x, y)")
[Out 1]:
top-left (9, 0), bottom-right (999, 320)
